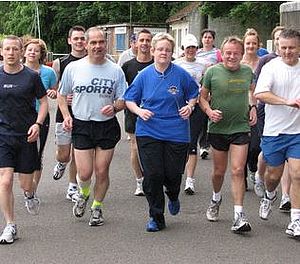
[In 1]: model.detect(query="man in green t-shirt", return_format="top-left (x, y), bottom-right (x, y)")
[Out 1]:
top-left (199, 36), bottom-right (257, 233)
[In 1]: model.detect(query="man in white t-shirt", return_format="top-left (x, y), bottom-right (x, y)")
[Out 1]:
top-left (117, 34), bottom-right (137, 67)
top-left (254, 28), bottom-right (300, 239)
top-left (57, 27), bottom-right (127, 227)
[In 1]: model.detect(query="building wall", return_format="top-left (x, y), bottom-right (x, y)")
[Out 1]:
top-left (169, 21), bottom-right (188, 57)
top-left (280, 2), bottom-right (300, 31)
top-left (103, 24), bottom-right (167, 61)
top-left (208, 16), bottom-right (275, 49)
top-left (188, 9), bottom-right (202, 44)
top-left (168, 7), bottom-right (278, 54)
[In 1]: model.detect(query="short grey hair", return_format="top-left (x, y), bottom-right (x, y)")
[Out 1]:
top-left (85, 27), bottom-right (105, 42)
top-left (220, 36), bottom-right (244, 55)
top-left (279, 28), bottom-right (300, 42)
top-left (151, 32), bottom-right (175, 51)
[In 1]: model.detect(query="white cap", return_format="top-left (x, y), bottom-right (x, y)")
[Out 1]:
top-left (181, 34), bottom-right (198, 49)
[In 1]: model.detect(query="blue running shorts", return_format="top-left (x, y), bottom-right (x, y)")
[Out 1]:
top-left (261, 134), bottom-right (300, 167)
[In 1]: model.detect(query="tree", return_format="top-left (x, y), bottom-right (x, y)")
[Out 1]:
top-left (1, 1), bottom-right (284, 52)
top-left (200, 1), bottom-right (284, 27)
top-left (0, 1), bottom-right (192, 53)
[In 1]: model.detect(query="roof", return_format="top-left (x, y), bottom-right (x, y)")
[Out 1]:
top-left (166, 2), bottom-right (201, 23)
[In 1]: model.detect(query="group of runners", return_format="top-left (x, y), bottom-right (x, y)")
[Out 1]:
top-left (0, 24), bottom-right (299, 244)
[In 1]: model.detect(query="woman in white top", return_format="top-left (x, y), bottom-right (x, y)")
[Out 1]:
top-left (174, 34), bottom-right (206, 195)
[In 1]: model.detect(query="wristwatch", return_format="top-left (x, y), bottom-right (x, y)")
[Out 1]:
top-left (35, 122), bottom-right (43, 128)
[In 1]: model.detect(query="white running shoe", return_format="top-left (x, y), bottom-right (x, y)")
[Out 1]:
top-left (66, 188), bottom-right (79, 202)
top-left (24, 193), bottom-right (40, 215)
top-left (184, 177), bottom-right (195, 195)
top-left (279, 196), bottom-right (291, 212)
top-left (0, 224), bottom-right (17, 245)
top-left (259, 194), bottom-right (277, 220)
top-left (134, 179), bottom-right (144, 196)
top-left (248, 171), bottom-right (256, 184)
top-left (200, 148), bottom-right (209, 159)
top-left (254, 181), bottom-right (265, 198)
top-left (53, 162), bottom-right (67, 180)
top-left (286, 219), bottom-right (300, 238)
top-left (73, 194), bottom-right (89, 218)
top-left (206, 198), bottom-right (222, 222)
top-left (231, 213), bottom-right (252, 233)
top-left (89, 207), bottom-right (104, 226)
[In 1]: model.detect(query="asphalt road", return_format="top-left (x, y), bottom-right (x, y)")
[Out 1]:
top-left (1, 100), bottom-right (299, 264)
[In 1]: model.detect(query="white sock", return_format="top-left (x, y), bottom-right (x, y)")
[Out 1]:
top-left (212, 191), bottom-right (221, 202)
top-left (137, 177), bottom-right (143, 184)
top-left (186, 177), bottom-right (195, 183)
top-left (234, 205), bottom-right (243, 220)
top-left (291, 209), bottom-right (300, 222)
top-left (281, 193), bottom-right (290, 200)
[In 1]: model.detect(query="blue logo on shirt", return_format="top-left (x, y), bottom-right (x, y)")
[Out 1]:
top-left (74, 78), bottom-right (115, 95)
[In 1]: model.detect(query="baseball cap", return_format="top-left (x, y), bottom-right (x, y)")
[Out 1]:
top-left (181, 34), bottom-right (198, 49)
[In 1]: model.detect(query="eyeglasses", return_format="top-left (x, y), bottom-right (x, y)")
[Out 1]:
top-left (155, 47), bottom-right (173, 53)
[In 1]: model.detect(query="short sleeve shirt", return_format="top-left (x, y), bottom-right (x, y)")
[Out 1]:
top-left (254, 58), bottom-right (300, 136)
top-left (124, 63), bottom-right (199, 143)
top-left (203, 63), bottom-right (254, 134)
top-left (59, 57), bottom-right (127, 122)
top-left (0, 66), bottom-right (46, 135)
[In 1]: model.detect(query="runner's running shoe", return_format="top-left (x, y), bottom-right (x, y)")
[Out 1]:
top-left (184, 177), bottom-right (195, 195)
top-left (53, 162), bottom-right (67, 180)
top-left (259, 194), bottom-right (277, 220)
top-left (73, 194), bottom-right (89, 218)
top-left (0, 224), bottom-right (17, 245)
top-left (286, 219), bottom-right (300, 238)
top-left (206, 198), bottom-right (222, 222)
top-left (24, 193), bottom-right (40, 215)
top-left (231, 213), bottom-right (252, 233)
top-left (89, 207), bottom-right (104, 226)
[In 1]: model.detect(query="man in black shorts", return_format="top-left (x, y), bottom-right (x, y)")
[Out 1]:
top-left (57, 27), bottom-right (127, 226)
top-left (199, 36), bottom-right (257, 233)
top-left (52, 25), bottom-right (86, 202)
top-left (122, 29), bottom-right (153, 196)
top-left (0, 35), bottom-right (48, 244)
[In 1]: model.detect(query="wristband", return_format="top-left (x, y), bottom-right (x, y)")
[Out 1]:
top-left (250, 105), bottom-right (257, 110)
top-left (187, 104), bottom-right (193, 112)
